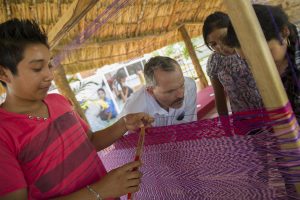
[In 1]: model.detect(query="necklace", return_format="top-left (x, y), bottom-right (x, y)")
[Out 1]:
top-left (0, 103), bottom-right (49, 120)
top-left (27, 115), bottom-right (48, 121)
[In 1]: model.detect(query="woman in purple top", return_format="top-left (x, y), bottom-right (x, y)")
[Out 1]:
top-left (203, 12), bottom-right (264, 115)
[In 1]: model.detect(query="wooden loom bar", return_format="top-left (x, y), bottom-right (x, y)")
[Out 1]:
top-left (128, 127), bottom-right (146, 200)
top-left (48, 0), bottom-right (98, 124)
top-left (179, 25), bottom-right (208, 89)
top-left (223, 0), bottom-right (300, 194)
top-left (54, 22), bottom-right (204, 50)
top-left (48, 0), bottom-right (98, 50)
top-left (52, 64), bottom-right (88, 123)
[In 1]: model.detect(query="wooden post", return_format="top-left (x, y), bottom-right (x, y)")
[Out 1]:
top-left (224, 0), bottom-right (300, 194)
top-left (48, 0), bottom-right (98, 124)
top-left (48, 0), bottom-right (98, 50)
top-left (179, 25), bottom-right (208, 89)
top-left (53, 64), bottom-right (89, 124)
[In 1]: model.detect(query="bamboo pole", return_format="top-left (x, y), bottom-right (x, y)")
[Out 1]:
top-left (53, 64), bottom-right (89, 123)
top-left (179, 25), bottom-right (208, 89)
top-left (224, 0), bottom-right (300, 194)
top-left (48, 0), bottom-right (98, 50)
top-left (48, 0), bottom-right (98, 124)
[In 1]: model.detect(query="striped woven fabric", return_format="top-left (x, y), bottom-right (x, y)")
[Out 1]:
top-left (99, 105), bottom-right (300, 199)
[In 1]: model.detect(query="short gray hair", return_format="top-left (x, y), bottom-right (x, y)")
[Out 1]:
top-left (144, 56), bottom-right (180, 87)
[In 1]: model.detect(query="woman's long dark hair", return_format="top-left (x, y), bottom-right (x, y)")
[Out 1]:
top-left (227, 4), bottom-right (299, 73)
top-left (202, 11), bottom-right (230, 50)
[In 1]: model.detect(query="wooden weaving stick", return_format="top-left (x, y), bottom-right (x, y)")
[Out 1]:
top-left (127, 126), bottom-right (146, 200)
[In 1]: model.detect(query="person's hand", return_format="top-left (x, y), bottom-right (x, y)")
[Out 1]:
top-left (95, 161), bottom-right (142, 198)
top-left (123, 112), bottom-right (154, 131)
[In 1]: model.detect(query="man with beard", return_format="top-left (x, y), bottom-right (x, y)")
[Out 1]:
top-left (120, 56), bottom-right (197, 127)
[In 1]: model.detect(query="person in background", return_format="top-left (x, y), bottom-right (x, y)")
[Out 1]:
top-left (120, 56), bottom-right (197, 127)
top-left (112, 68), bottom-right (133, 104)
top-left (203, 12), bottom-right (263, 116)
top-left (226, 4), bottom-right (300, 122)
top-left (0, 18), bottom-right (154, 200)
top-left (97, 88), bottom-right (117, 121)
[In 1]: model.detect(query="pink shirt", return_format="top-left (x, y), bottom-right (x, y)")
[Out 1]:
top-left (0, 94), bottom-right (107, 199)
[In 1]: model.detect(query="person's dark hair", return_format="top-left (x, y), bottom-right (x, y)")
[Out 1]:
top-left (0, 18), bottom-right (49, 87)
top-left (97, 88), bottom-right (106, 94)
top-left (227, 4), bottom-right (298, 70)
top-left (227, 4), bottom-right (290, 47)
top-left (202, 11), bottom-right (230, 50)
top-left (115, 68), bottom-right (127, 81)
top-left (144, 56), bottom-right (180, 87)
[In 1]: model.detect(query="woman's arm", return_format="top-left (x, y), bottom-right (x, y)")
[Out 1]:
top-left (0, 188), bottom-right (27, 200)
top-left (1, 161), bottom-right (142, 200)
top-left (120, 86), bottom-right (128, 103)
top-left (211, 78), bottom-right (228, 116)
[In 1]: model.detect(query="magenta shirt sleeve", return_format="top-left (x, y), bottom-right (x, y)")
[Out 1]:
top-left (0, 138), bottom-right (27, 195)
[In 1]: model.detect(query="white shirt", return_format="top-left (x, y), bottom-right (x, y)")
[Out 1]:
top-left (120, 77), bottom-right (197, 127)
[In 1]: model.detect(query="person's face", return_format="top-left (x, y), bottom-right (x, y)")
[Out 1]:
top-left (267, 38), bottom-right (288, 68)
top-left (148, 66), bottom-right (185, 110)
top-left (119, 77), bottom-right (126, 83)
top-left (0, 43), bottom-right (53, 101)
top-left (235, 37), bottom-right (288, 71)
top-left (98, 90), bottom-right (106, 99)
top-left (206, 28), bottom-right (235, 56)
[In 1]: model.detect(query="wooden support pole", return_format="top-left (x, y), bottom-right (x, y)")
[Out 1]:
top-left (48, 0), bottom-right (98, 124)
top-left (53, 64), bottom-right (89, 124)
top-left (224, 0), bottom-right (300, 195)
top-left (179, 25), bottom-right (208, 89)
top-left (48, 0), bottom-right (98, 50)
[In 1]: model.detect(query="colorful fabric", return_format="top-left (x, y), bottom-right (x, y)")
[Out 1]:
top-left (103, 98), bottom-right (117, 118)
top-left (98, 99), bottom-right (109, 109)
top-left (0, 94), bottom-right (107, 199)
top-left (207, 53), bottom-right (264, 113)
top-left (100, 105), bottom-right (300, 199)
top-left (120, 77), bottom-right (197, 126)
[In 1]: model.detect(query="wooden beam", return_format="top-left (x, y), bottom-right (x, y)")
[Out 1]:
top-left (4, 0), bottom-right (11, 20)
top-left (53, 63), bottom-right (89, 124)
top-left (55, 22), bottom-right (203, 50)
top-left (179, 25), bottom-right (208, 89)
top-left (224, 0), bottom-right (300, 195)
top-left (166, 0), bottom-right (178, 30)
top-left (48, 0), bottom-right (98, 50)
top-left (48, 0), bottom-right (98, 125)
top-left (135, 0), bottom-right (147, 36)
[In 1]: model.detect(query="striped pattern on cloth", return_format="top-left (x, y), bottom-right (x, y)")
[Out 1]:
top-left (99, 107), bottom-right (300, 199)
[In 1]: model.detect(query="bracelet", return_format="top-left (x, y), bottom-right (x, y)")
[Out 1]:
top-left (86, 185), bottom-right (103, 200)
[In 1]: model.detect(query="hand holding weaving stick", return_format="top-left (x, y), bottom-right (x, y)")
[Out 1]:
top-left (93, 160), bottom-right (142, 199)
top-left (123, 112), bottom-right (154, 131)
top-left (128, 126), bottom-right (146, 200)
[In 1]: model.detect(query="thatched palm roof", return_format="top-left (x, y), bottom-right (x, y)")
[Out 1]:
top-left (0, 0), bottom-right (226, 74)
top-left (0, 0), bottom-right (299, 74)
top-left (0, 0), bottom-right (299, 94)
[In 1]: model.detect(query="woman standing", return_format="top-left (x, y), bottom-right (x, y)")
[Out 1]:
top-left (203, 12), bottom-right (263, 116)
top-left (226, 4), bottom-right (300, 122)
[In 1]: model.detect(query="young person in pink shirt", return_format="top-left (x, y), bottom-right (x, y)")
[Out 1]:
top-left (0, 19), bottom-right (153, 200)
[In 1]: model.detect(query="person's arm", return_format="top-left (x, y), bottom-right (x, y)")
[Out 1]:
top-left (107, 112), bottom-right (112, 120)
top-left (120, 86), bottom-right (128, 103)
top-left (0, 189), bottom-right (27, 200)
top-left (52, 161), bottom-right (142, 200)
top-left (89, 112), bottom-right (154, 151)
top-left (210, 78), bottom-right (228, 116)
top-left (1, 161), bottom-right (142, 200)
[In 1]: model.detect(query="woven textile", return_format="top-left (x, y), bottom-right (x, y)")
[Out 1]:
top-left (99, 106), bottom-right (300, 199)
